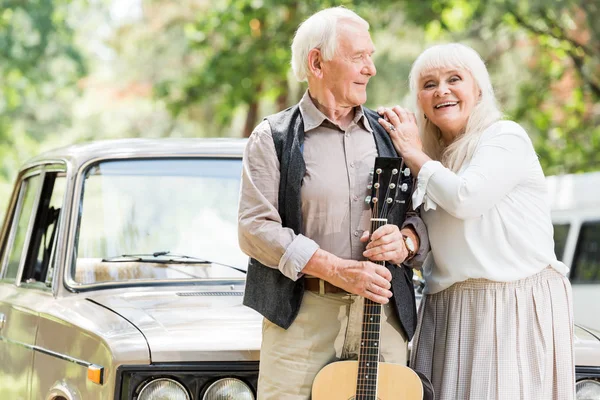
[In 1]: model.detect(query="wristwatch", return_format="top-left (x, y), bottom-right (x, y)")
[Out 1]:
top-left (403, 234), bottom-right (416, 260)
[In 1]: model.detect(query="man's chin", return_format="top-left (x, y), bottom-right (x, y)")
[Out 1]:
top-left (352, 93), bottom-right (368, 107)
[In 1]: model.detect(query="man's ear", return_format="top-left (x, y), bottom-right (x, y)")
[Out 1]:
top-left (307, 48), bottom-right (323, 78)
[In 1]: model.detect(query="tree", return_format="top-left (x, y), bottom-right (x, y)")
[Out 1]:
top-left (156, 0), bottom-right (402, 137)
top-left (393, 0), bottom-right (600, 174)
top-left (0, 0), bottom-right (87, 179)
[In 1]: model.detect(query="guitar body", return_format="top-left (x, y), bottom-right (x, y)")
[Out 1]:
top-left (312, 360), bottom-right (424, 400)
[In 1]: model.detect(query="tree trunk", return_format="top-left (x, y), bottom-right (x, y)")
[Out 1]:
top-left (243, 100), bottom-right (259, 138)
top-left (277, 80), bottom-right (289, 111)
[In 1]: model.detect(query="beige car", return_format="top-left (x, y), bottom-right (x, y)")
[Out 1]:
top-left (0, 139), bottom-right (261, 400)
top-left (0, 138), bottom-right (599, 400)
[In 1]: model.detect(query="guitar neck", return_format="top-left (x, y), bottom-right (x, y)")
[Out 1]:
top-left (356, 217), bottom-right (387, 400)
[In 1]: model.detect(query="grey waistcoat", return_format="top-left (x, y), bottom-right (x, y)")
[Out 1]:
top-left (242, 104), bottom-right (417, 340)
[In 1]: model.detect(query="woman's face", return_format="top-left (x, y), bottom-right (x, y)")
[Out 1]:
top-left (417, 67), bottom-right (480, 143)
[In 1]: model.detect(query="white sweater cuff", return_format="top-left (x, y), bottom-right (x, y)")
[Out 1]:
top-left (278, 234), bottom-right (320, 281)
top-left (413, 160), bottom-right (444, 211)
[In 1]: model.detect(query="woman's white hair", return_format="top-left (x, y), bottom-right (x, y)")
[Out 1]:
top-left (291, 6), bottom-right (369, 82)
top-left (409, 43), bottom-right (503, 172)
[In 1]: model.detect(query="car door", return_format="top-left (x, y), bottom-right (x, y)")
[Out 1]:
top-left (0, 168), bottom-right (44, 400)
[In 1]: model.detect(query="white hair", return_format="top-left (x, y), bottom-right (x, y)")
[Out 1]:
top-left (409, 43), bottom-right (503, 172)
top-left (291, 6), bottom-right (369, 82)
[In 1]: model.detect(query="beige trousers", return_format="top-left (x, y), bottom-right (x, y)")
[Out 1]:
top-left (257, 290), bottom-right (408, 400)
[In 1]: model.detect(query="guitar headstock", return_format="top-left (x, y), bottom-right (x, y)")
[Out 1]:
top-left (367, 157), bottom-right (412, 220)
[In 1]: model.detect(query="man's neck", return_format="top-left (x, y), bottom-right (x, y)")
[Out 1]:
top-left (307, 89), bottom-right (356, 130)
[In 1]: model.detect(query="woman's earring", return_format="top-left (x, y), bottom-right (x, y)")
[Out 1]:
top-left (424, 114), bottom-right (427, 120)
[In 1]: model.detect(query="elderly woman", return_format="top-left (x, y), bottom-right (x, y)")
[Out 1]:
top-left (375, 43), bottom-right (575, 399)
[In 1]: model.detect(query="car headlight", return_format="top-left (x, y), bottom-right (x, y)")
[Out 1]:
top-left (576, 379), bottom-right (600, 400)
top-left (138, 378), bottom-right (190, 400)
top-left (203, 378), bottom-right (255, 400)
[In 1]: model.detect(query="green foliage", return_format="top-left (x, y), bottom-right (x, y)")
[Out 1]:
top-left (0, 0), bottom-right (87, 179)
top-left (391, 0), bottom-right (600, 174)
top-left (156, 0), bottom-right (406, 134)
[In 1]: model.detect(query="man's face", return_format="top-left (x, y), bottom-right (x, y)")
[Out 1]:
top-left (321, 21), bottom-right (376, 108)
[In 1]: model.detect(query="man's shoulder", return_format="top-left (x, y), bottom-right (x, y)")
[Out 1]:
top-left (264, 104), bottom-right (301, 125)
top-left (362, 106), bottom-right (378, 118)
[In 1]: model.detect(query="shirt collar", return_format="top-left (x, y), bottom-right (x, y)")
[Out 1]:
top-left (298, 90), bottom-right (373, 133)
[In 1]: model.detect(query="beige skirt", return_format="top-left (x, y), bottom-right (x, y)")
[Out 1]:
top-left (410, 267), bottom-right (575, 400)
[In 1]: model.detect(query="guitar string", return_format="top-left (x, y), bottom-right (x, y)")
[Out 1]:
top-left (358, 171), bottom-right (382, 398)
top-left (358, 163), bottom-right (402, 398)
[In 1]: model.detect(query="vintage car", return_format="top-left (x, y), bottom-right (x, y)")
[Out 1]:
top-left (0, 138), bottom-right (599, 399)
top-left (0, 139), bottom-right (261, 399)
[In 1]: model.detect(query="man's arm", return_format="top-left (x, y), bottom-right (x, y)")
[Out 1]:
top-left (238, 120), bottom-right (319, 281)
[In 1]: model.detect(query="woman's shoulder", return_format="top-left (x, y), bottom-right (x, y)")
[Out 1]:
top-left (481, 119), bottom-right (532, 144)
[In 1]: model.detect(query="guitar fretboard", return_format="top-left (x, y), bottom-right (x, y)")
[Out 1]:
top-left (356, 218), bottom-right (386, 400)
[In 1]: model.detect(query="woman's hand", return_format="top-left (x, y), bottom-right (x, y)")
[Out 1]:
top-left (377, 105), bottom-right (430, 174)
top-left (377, 106), bottom-right (423, 155)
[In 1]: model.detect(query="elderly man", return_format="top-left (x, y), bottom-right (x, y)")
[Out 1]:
top-left (238, 6), bottom-right (428, 399)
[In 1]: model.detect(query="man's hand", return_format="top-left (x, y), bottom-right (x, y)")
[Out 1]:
top-left (330, 260), bottom-right (393, 304)
top-left (302, 250), bottom-right (393, 304)
top-left (361, 224), bottom-right (409, 265)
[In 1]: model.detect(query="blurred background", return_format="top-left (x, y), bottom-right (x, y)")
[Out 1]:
top-left (0, 0), bottom-right (598, 215)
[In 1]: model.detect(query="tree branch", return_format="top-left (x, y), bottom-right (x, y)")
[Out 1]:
top-left (506, 4), bottom-right (595, 57)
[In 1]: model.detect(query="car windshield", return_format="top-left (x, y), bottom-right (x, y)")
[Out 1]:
top-left (70, 158), bottom-right (248, 286)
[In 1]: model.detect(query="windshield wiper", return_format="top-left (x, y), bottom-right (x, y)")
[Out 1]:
top-left (101, 251), bottom-right (246, 274)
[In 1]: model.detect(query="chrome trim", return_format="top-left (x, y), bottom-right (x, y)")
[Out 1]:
top-left (46, 380), bottom-right (80, 400)
top-left (577, 325), bottom-right (600, 341)
top-left (67, 278), bottom-right (247, 292)
top-left (53, 159), bottom-right (77, 298)
top-left (63, 155), bottom-right (244, 292)
top-left (0, 182), bottom-right (25, 280)
top-left (15, 170), bottom-right (46, 287)
top-left (0, 334), bottom-right (104, 380)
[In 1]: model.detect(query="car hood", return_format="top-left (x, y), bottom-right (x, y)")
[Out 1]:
top-left (574, 324), bottom-right (600, 366)
top-left (87, 286), bottom-right (262, 363)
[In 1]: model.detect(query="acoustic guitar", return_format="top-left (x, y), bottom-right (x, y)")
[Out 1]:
top-left (312, 157), bottom-right (424, 400)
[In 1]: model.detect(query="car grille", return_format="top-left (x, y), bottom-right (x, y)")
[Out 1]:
top-left (176, 291), bottom-right (244, 296)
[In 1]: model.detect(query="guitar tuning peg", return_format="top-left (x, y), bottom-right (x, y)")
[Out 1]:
top-left (386, 198), bottom-right (393, 204)
top-left (367, 184), bottom-right (372, 190)
top-left (403, 168), bottom-right (411, 177)
top-left (376, 168), bottom-right (382, 174)
top-left (365, 196), bottom-right (371, 204)
top-left (392, 169), bottom-right (398, 175)
top-left (374, 183), bottom-right (380, 189)
top-left (372, 197), bottom-right (378, 203)
top-left (401, 183), bottom-right (408, 192)
top-left (389, 183), bottom-right (396, 189)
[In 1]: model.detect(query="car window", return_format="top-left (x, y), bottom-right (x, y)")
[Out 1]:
top-left (571, 221), bottom-right (600, 283)
top-left (70, 158), bottom-right (247, 286)
top-left (2, 173), bottom-right (43, 281)
top-left (21, 172), bottom-right (66, 288)
top-left (553, 223), bottom-right (570, 261)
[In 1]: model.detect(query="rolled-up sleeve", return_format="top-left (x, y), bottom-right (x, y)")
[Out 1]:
top-left (237, 121), bottom-right (319, 281)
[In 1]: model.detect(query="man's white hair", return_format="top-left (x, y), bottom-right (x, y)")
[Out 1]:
top-left (291, 6), bottom-right (369, 82)
top-left (409, 43), bottom-right (503, 172)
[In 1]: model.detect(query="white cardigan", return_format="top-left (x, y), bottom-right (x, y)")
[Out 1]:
top-left (415, 120), bottom-right (568, 294)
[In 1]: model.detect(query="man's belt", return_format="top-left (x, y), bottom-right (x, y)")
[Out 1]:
top-left (304, 278), bottom-right (348, 294)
